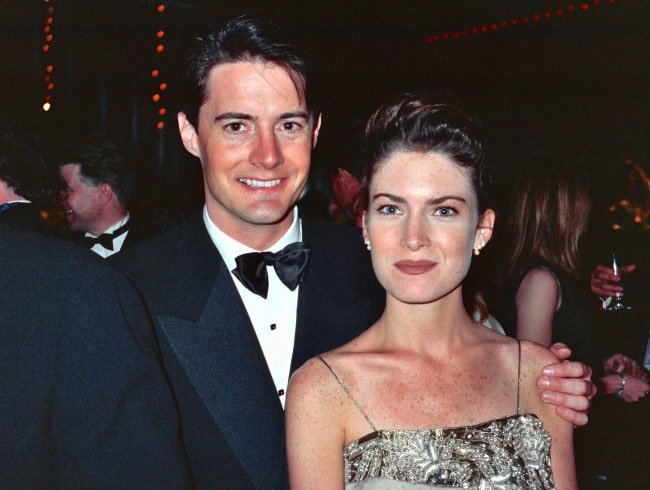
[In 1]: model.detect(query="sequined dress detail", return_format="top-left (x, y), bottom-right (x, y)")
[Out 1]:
top-left (318, 342), bottom-right (555, 489)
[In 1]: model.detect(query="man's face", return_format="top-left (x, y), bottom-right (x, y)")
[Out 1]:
top-left (178, 61), bottom-right (320, 248)
top-left (59, 163), bottom-right (103, 233)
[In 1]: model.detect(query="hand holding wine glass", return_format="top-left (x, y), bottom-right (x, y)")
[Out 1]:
top-left (591, 261), bottom-right (636, 299)
top-left (604, 253), bottom-right (632, 311)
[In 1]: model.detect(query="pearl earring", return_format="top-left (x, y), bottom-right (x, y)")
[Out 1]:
top-left (473, 247), bottom-right (480, 256)
top-left (364, 238), bottom-right (371, 251)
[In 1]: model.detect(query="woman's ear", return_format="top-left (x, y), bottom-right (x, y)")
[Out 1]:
top-left (361, 212), bottom-right (368, 240)
top-left (474, 209), bottom-right (496, 251)
top-left (361, 212), bottom-right (371, 251)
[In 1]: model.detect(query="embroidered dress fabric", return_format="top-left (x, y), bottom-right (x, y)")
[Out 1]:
top-left (343, 414), bottom-right (554, 489)
top-left (317, 344), bottom-right (556, 490)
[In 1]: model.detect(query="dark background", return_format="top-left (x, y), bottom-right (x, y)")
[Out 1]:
top-left (1, 0), bottom-right (648, 222)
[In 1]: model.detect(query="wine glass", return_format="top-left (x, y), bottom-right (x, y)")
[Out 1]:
top-left (605, 253), bottom-right (632, 311)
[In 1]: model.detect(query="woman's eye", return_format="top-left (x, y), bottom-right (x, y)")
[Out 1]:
top-left (378, 204), bottom-right (400, 215)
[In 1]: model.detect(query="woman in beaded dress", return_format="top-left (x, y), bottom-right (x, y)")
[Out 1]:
top-left (285, 94), bottom-right (577, 489)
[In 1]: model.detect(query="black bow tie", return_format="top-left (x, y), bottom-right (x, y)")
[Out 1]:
top-left (83, 222), bottom-right (129, 250)
top-left (232, 242), bottom-right (311, 299)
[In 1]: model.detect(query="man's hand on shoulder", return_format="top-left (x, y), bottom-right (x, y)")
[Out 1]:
top-left (537, 343), bottom-right (596, 427)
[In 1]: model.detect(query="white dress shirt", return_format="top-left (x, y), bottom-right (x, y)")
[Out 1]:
top-left (85, 214), bottom-right (130, 258)
top-left (203, 207), bottom-right (300, 408)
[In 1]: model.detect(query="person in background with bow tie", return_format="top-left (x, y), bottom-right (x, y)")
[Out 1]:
top-left (0, 130), bottom-right (56, 233)
top-left (110, 16), bottom-right (596, 489)
top-left (57, 133), bottom-right (153, 257)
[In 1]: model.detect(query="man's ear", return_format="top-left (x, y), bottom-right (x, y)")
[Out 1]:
top-left (97, 182), bottom-right (113, 205)
top-left (311, 113), bottom-right (322, 149)
top-left (178, 112), bottom-right (201, 158)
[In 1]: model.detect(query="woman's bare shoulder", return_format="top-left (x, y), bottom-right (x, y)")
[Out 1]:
top-left (519, 267), bottom-right (560, 295)
top-left (517, 339), bottom-right (560, 412)
top-left (519, 338), bottom-right (560, 369)
top-left (289, 355), bottom-right (331, 391)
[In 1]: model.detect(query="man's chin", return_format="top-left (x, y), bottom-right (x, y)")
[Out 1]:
top-left (246, 206), bottom-right (295, 226)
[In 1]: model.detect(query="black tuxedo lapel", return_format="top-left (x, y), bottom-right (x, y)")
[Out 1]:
top-left (292, 217), bottom-right (382, 371)
top-left (294, 268), bottom-right (372, 370)
top-left (156, 263), bottom-right (286, 489)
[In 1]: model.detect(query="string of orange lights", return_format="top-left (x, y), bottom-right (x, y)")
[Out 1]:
top-left (41, 0), bottom-right (55, 112)
top-left (152, 3), bottom-right (168, 131)
top-left (425, 0), bottom-right (630, 44)
top-left (37, 1), bottom-right (634, 123)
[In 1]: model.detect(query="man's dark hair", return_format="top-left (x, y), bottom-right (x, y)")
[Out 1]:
top-left (182, 16), bottom-right (317, 129)
top-left (0, 131), bottom-right (55, 203)
top-left (57, 134), bottom-right (135, 207)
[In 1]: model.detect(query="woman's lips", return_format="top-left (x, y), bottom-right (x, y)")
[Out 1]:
top-left (394, 260), bottom-right (437, 275)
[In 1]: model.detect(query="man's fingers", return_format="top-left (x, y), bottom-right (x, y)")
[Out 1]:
top-left (549, 343), bottom-right (571, 361)
top-left (539, 376), bottom-right (595, 399)
top-left (555, 406), bottom-right (589, 427)
top-left (542, 360), bottom-right (592, 380)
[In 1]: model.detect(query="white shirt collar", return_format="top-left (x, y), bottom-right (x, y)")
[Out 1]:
top-left (84, 214), bottom-right (131, 258)
top-left (85, 213), bottom-right (130, 238)
top-left (203, 206), bottom-right (302, 270)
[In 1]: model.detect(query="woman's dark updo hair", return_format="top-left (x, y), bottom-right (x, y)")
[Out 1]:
top-left (353, 93), bottom-right (491, 218)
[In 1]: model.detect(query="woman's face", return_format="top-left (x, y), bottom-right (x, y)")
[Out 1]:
top-left (362, 151), bottom-right (494, 305)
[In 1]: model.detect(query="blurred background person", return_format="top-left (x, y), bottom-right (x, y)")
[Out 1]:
top-left (578, 245), bottom-right (650, 487)
top-left (0, 130), bottom-right (56, 233)
top-left (56, 133), bottom-right (155, 257)
top-left (494, 153), bottom-right (595, 365)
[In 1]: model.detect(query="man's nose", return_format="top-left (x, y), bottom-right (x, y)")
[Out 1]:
top-left (250, 130), bottom-right (283, 168)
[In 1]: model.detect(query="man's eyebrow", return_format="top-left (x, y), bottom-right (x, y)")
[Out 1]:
top-left (279, 111), bottom-right (310, 120)
top-left (213, 111), bottom-right (309, 122)
top-left (214, 112), bottom-right (254, 122)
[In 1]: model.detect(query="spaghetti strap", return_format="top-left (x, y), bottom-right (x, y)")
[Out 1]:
top-left (317, 356), bottom-right (377, 432)
top-left (516, 340), bottom-right (521, 415)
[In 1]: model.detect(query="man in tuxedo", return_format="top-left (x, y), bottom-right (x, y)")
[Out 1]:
top-left (0, 225), bottom-right (192, 488)
top-left (0, 130), bottom-right (54, 233)
top-left (111, 17), bottom-right (596, 489)
top-left (57, 134), bottom-right (153, 257)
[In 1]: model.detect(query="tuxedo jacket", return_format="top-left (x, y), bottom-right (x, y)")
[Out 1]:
top-left (0, 225), bottom-right (192, 489)
top-left (110, 211), bottom-right (385, 489)
top-left (0, 202), bottom-right (49, 233)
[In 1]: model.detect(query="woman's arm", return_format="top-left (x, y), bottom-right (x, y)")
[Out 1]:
top-left (520, 341), bottom-right (577, 489)
top-left (515, 270), bottom-right (595, 426)
top-left (515, 268), bottom-right (560, 347)
top-left (286, 358), bottom-right (346, 490)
